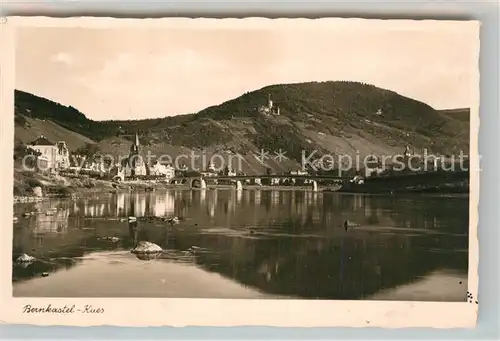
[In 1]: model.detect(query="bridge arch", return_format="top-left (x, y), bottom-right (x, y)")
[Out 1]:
top-left (190, 178), bottom-right (207, 189)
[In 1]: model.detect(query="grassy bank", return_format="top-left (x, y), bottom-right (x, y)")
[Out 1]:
top-left (13, 169), bottom-right (117, 199)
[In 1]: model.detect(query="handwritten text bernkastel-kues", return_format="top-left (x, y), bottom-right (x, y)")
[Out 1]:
top-left (22, 304), bottom-right (104, 314)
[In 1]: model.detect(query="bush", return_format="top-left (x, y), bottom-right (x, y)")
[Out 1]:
top-left (13, 183), bottom-right (29, 196)
top-left (83, 179), bottom-right (95, 188)
top-left (25, 177), bottom-right (43, 188)
top-left (15, 114), bottom-right (27, 127)
top-left (54, 186), bottom-right (73, 197)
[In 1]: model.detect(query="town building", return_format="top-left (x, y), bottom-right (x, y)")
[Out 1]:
top-left (350, 175), bottom-right (365, 185)
top-left (150, 161), bottom-right (176, 180)
top-left (30, 135), bottom-right (70, 172)
top-left (364, 156), bottom-right (385, 178)
top-left (30, 135), bottom-right (58, 171)
top-left (56, 141), bottom-right (70, 169)
top-left (201, 161), bottom-right (218, 177)
top-left (290, 169), bottom-right (308, 176)
top-left (222, 165), bottom-right (236, 176)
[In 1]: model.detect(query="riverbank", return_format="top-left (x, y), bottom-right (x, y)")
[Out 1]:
top-left (13, 168), bottom-right (469, 202)
top-left (337, 171), bottom-right (469, 195)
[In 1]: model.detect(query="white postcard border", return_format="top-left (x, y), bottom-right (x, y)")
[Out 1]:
top-left (0, 16), bottom-right (480, 328)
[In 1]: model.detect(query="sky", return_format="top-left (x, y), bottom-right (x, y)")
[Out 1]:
top-left (15, 19), bottom-right (479, 121)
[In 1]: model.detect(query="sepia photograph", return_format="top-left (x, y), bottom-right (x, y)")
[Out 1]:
top-left (1, 17), bottom-right (479, 327)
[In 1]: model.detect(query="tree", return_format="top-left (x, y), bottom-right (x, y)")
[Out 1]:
top-left (74, 143), bottom-right (100, 159)
top-left (14, 142), bottom-right (41, 170)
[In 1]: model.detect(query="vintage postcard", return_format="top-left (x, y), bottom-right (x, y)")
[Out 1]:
top-left (0, 17), bottom-right (479, 327)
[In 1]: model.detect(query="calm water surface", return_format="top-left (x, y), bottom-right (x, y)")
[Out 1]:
top-left (12, 189), bottom-right (469, 300)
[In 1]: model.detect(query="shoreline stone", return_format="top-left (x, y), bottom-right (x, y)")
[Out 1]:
top-left (16, 253), bottom-right (36, 263)
top-left (131, 241), bottom-right (163, 254)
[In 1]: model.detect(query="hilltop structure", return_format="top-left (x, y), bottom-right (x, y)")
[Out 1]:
top-left (258, 94), bottom-right (280, 116)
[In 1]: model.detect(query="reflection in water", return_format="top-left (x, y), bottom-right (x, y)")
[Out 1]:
top-left (33, 208), bottom-right (69, 234)
top-left (255, 190), bottom-right (261, 206)
top-left (271, 191), bottom-right (279, 206)
top-left (117, 193), bottom-right (125, 215)
top-left (134, 193), bottom-right (146, 217)
top-left (207, 190), bottom-right (217, 218)
top-left (154, 192), bottom-right (175, 217)
top-left (236, 189), bottom-right (243, 205)
top-left (129, 220), bottom-right (139, 247)
top-left (12, 190), bottom-right (469, 300)
top-left (200, 189), bottom-right (206, 204)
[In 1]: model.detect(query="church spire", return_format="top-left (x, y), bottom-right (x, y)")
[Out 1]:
top-left (135, 132), bottom-right (140, 147)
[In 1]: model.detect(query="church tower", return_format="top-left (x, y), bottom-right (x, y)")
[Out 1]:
top-left (130, 132), bottom-right (140, 154)
top-left (128, 132), bottom-right (146, 177)
top-left (134, 132), bottom-right (140, 148)
top-left (268, 93), bottom-right (273, 110)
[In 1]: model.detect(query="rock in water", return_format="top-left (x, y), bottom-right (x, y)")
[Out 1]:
top-left (16, 253), bottom-right (35, 263)
top-left (131, 241), bottom-right (163, 254)
top-left (344, 220), bottom-right (360, 231)
top-left (166, 216), bottom-right (180, 225)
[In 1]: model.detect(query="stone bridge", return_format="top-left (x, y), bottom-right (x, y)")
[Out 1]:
top-left (171, 175), bottom-right (351, 192)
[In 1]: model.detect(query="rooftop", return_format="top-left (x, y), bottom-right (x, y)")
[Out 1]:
top-left (31, 135), bottom-right (55, 146)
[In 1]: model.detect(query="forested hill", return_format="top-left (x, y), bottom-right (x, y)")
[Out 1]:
top-left (14, 81), bottom-right (469, 174)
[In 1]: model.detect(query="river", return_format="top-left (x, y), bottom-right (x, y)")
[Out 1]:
top-left (12, 189), bottom-right (469, 300)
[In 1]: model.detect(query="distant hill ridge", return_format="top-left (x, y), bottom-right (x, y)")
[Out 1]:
top-left (14, 81), bottom-right (470, 174)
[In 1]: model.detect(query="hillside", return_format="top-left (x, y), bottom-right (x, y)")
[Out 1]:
top-left (14, 116), bottom-right (95, 151)
top-left (14, 82), bottom-right (470, 174)
top-left (438, 108), bottom-right (471, 123)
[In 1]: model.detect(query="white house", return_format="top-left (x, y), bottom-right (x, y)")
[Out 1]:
top-left (151, 161), bottom-right (175, 180)
top-left (30, 136), bottom-right (74, 173)
top-left (350, 175), bottom-right (365, 185)
top-left (290, 169), bottom-right (308, 176)
top-left (30, 135), bottom-right (58, 172)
